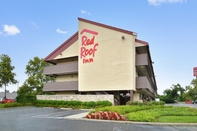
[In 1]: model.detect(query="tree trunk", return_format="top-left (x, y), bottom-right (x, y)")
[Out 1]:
top-left (4, 84), bottom-right (6, 99)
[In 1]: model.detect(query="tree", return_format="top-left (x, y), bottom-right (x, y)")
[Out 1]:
top-left (17, 57), bottom-right (55, 95)
top-left (161, 83), bottom-right (186, 102)
top-left (163, 89), bottom-right (171, 96)
top-left (0, 54), bottom-right (17, 98)
top-left (184, 79), bottom-right (197, 100)
top-left (171, 84), bottom-right (185, 101)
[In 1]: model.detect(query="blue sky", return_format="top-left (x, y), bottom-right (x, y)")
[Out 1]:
top-left (0, 0), bottom-right (196, 95)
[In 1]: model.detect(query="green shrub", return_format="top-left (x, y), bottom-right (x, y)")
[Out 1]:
top-left (34, 100), bottom-right (112, 109)
top-left (16, 94), bottom-right (36, 104)
top-left (96, 105), bottom-right (145, 115)
top-left (2, 102), bottom-right (33, 108)
top-left (147, 101), bottom-right (165, 106)
top-left (126, 101), bottom-right (143, 106)
top-left (87, 101), bottom-right (95, 108)
top-left (126, 101), bottom-right (165, 106)
top-left (81, 102), bottom-right (88, 108)
top-left (126, 106), bottom-right (197, 122)
top-left (72, 101), bottom-right (82, 106)
top-left (95, 101), bottom-right (112, 108)
top-left (127, 111), bottom-right (159, 122)
top-left (161, 98), bottom-right (175, 103)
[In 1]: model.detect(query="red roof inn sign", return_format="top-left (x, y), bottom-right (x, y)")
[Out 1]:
top-left (80, 29), bottom-right (99, 64)
top-left (194, 67), bottom-right (197, 76)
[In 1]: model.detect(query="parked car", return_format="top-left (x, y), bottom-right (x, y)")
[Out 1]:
top-left (1, 98), bottom-right (15, 104)
top-left (192, 100), bottom-right (197, 104)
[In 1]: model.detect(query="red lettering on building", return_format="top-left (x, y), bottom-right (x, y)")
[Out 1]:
top-left (83, 58), bottom-right (94, 63)
top-left (80, 43), bottom-right (98, 59)
top-left (82, 36), bottom-right (95, 46)
top-left (80, 29), bottom-right (99, 64)
top-left (80, 29), bottom-right (98, 35)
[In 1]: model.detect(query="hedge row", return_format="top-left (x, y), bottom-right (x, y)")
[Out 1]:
top-left (2, 103), bottom-right (33, 108)
top-left (35, 100), bottom-right (112, 109)
top-left (161, 99), bottom-right (175, 103)
top-left (16, 94), bottom-right (36, 104)
top-left (126, 101), bottom-right (165, 106)
top-left (94, 105), bottom-right (168, 115)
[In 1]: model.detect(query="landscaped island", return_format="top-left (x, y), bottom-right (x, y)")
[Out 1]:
top-left (86, 101), bottom-right (197, 123)
top-left (1, 100), bottom-right (197, 123)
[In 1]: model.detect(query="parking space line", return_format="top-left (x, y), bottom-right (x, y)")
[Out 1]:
top-left (31, 110), bottom-right (71, 118)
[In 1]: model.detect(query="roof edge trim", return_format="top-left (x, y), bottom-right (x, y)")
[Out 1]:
top-left (135, 39), bottom-right (149, 45)
top-left (44, 32), bottom-right (78, 62)
top-left (78, 17), bottom-right (134, 35)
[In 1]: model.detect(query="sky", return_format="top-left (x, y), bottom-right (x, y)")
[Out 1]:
top-left (0, 0), bottom-right (197, 95)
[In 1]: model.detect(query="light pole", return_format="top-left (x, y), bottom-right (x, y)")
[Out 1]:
top-left (17, 81), bottom-right (19, 91)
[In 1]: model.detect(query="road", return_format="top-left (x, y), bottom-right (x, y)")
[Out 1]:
top-left (166, 103), bottom-right (197, 108)
top-left (0, 106), bottom-right (197, 131)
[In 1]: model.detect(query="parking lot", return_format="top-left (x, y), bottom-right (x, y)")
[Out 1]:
top-left (166, 103), bottom-right (197, 108)
top-left (1, 106), bottom-right (197, 131)
top-left (0, 106), bottom-right (88, 119)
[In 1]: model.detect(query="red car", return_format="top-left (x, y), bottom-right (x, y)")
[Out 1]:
top-left (1, 99), bottom-right (15, 104)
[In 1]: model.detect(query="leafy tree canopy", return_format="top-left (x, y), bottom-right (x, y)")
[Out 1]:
top-left (0, 54), bottom-right (17, 98)
top-left (161, 83), bottom-right (185, 102)
top-left (17, 57), bottom-right (55, 95)
top-left (184, 79), bottom-right (197, 100)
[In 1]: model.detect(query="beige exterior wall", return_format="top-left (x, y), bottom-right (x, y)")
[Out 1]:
top-left (133, 92), bottom-right (140, 101)
top-left (136, 68), bottom-right (138, 77)
top-left (133, 92), bottom-right (143, 102)
top-left (55, 41), bottom-right (78, 59)
top-left (78, 21), bottom-right (136, 91)
top-left (56, 74), bottom-right (78, 82)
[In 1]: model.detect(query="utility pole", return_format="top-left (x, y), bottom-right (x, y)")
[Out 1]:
top-left (17, 81), bottom-right (19, 91)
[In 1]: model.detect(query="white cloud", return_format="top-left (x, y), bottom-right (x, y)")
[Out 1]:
top-left (148, 0), bottom-right (187, 5)
top-left (3, 25), bottom-right (20, 35)
top-left (56, 28), bottom-right (67, 34)
top-left (31, 22), bottom-right (39, 28)
top-left (81, 10), bottom-right (91, 16)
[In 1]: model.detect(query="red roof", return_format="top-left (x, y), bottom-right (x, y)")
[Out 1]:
top-left (44, 18), bottom-right (138, 62)
top-left (135, 39), bottom-right (149, 45)
top-left (78, 17), bottom-right (135, 35)
top-left (44, 32), bottom-right (78, 62)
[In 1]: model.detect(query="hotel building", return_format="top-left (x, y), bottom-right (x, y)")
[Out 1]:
top-left (42, 18), bottom-right (157, 104)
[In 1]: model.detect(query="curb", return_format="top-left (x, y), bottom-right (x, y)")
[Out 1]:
top-left (64, 117), bottom-right (197, 126)
top-left (44, 107), bottom-right (197, 126)
top-left (43, 107), bottom-right (93, 111)
top-left (63, 112), bottom-right (197, 126)
top-left (60, 108), bottom-right (92, 111)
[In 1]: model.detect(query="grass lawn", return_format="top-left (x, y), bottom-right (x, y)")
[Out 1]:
top-left (158, 116), bottom-right (197, 123)
top-left (93, 105), bottom-right (197, 123)
top-left (0, 104), bottom-right (3, 108)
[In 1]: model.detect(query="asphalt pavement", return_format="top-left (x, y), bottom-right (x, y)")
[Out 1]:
top-left (0, 105), bottom-right (197, 131)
